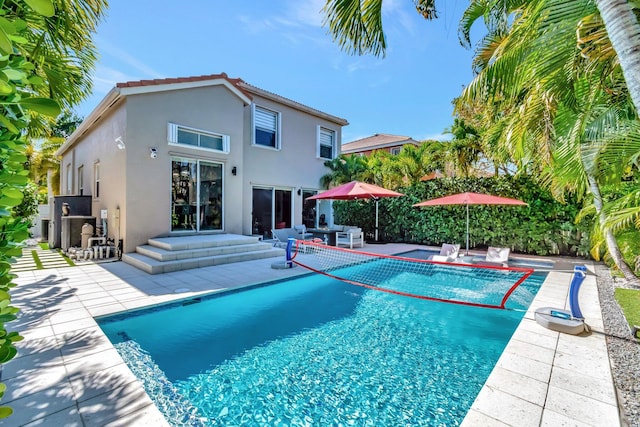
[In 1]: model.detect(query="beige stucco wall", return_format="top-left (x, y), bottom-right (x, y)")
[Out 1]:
top-left (122, 85), bottom-right (246, 252)
top-left (242, 94), bottom-right (343, 235)
top-left (60, 82), bottom-right (345, 253)
top-left (59, 104), bottom-right (127, 248)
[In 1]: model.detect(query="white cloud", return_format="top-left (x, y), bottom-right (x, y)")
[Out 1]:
top-left (97, 37), bottom-right (165, 79)
top-left (286, 0), bottom-right (326, 27)
top-left (419, 132), bottom-right (452, 141)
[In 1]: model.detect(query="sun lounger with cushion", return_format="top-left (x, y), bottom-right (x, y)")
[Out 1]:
top-left (428, 243), bottom-right (460, 262)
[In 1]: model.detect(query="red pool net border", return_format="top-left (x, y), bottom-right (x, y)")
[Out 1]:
top-left (289, 239), bottom-right (535, 310)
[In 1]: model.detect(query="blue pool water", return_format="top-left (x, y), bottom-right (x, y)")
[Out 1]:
top-left (99, 266), bottom-right (547, 426)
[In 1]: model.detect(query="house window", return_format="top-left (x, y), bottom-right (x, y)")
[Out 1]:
top-left (168, 123), bottom-right (230, 153)
top-left (94, 162), bottom-right (100, 199)
top-left (391, 147), bottom-right (401, 155)
top-left (318, 127), bottom-right (335, 159)
top-left (65, 163), bottom-right (72, 195)
top-left (253, 105), bottom-right (280, 149)
top-left (77, 165), bottom-right (84, 195)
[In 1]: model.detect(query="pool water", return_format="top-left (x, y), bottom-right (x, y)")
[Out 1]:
top-left (99, 268), bottom-right (546, 426)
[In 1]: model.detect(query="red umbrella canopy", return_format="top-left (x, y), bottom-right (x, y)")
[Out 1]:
top-left (413, 192), bottom-right (527, 254)
top-left (308, 181), bottom-right (404, 200)
top-left (413, 192), bottom-right (527, 207)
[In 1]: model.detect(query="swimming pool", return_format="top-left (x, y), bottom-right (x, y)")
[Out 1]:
top-left (98, 265), bottom-right (546, 426)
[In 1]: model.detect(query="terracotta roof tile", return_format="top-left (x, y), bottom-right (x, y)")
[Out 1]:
top-left (342, 133), bottom-right (420, 152)
top-left (116, 73), bottom-right (247, 92)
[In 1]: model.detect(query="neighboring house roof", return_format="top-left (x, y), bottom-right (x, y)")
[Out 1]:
top-left (57, 72), bottom-right (348, 156)
top-left (341, 134), bottom-right (421, 154)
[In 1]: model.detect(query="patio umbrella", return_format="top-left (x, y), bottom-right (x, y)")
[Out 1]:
top-left (307, 181), bottom-right (404, 242)
top-left (413, 192), bottom-right (527, 255)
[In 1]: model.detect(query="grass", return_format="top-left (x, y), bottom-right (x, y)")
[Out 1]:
top-left (31, 250), bottom-right (43, 270)
top-left (614, 288), bottom-right (640, 328)
top-left (38, 242), bottom-right (49, 250)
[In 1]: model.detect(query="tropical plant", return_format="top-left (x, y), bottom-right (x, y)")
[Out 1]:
top-left (322, 0), bottom-right (640, 282)
top-left (0, 0), bottom-right (106, 418)
top-left (457, 0), bottom-right (640, 283)
top-left (319, 154), bottom-right (369, 188)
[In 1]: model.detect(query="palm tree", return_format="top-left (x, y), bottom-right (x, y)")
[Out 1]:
top-left (458, 0), bottom-right (640, 283)
top-left (5, 0), bottom-right (107, 134)
top-left (319, 154), bottom-right (369, 188)
top-left (593, 0), bottom-right (640, 117)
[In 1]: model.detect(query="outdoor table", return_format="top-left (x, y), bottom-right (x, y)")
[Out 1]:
top-left (308, 228), bottom-right (340, 246)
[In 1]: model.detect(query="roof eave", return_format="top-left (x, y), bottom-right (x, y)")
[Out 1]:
top-left (56, 87), bottom-right (122, 156)
top-left (238, 82), bottom-right (348, 127)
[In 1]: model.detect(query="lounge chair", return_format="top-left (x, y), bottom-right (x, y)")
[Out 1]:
top-left (271, 228), bottom-right (298, 248)
top-left (335, 226), bottom-right (364, 249)
top-left (475, 246), bottom-right (510, 267)
top-left (428, 243), bottom-right (460, 262)
top-left (293, 224), bottom-right (314, 240)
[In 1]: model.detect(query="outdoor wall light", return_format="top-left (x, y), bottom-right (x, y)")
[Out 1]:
top-left (150, 147), bottom-right (158, 159)
top-left (297, 188), bottom-right (302, 196)
top-left (232, 166), bottom-right (237, 176)
top-left (115, 136), bottom-right (125, 150)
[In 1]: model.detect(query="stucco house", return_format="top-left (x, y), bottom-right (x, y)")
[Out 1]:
top-left (56, 73), bottom-right (348, 263)
top-left (341, 133), bottom-right (421, 156)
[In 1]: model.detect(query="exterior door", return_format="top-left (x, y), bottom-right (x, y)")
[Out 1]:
top-left (302, 190), bottom-right (317, 228)
top-left (252, 187), bottom-right (292, 239)
top-left (171, 158), bottom-right (223, 232)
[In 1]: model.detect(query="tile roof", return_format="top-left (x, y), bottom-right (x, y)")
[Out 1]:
top-left (116, 72), bottom-right (245, 89)
top-left (113, 72), bottom-right (347, 126)
top-left (342, 133), bottom-right (420, 153)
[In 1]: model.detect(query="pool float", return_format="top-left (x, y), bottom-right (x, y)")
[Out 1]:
top-left (534, 266), bottom-right (589, 335)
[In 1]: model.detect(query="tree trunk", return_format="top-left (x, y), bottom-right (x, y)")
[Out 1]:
top-left (588, 174), bottom-right (640, 286)
top-left (595, 0), bottom-right (640, 116)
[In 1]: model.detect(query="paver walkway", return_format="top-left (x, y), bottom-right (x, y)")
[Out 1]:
top-left (11, 244), bottom-right (73, 273)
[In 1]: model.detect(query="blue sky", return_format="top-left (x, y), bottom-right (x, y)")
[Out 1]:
top-left (76, 0), bottom-right (480, 143)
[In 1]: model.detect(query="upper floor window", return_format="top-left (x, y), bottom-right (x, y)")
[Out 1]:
top-left (318, 127), bottom-right (336, 160)
top-left (168, 123), bottom-right (230, 153)
top-left (253, 105), bottom-right (280, 149)
top-left (390, 147), bottom-right (401, 155)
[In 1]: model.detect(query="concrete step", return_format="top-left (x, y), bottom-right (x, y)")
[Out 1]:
top-left (147, 234), bottom-right (259, 251)
top-left (122, 233), bottom-right (286, 274)
top-left (136, 241), bottom-right (273, 262)
top-left (122, 247), bottom-right (284, 275)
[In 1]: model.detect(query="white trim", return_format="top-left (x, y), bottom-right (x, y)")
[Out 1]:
top-left (252, 104), bottom-right (281, 150)
top-left (317, 126), bottom-right (336, 160)
top-left (170, 156), bottom-right (225, 233)
top-left (167, 123), bottom-right (230, 154)
top-left (120, 79), bottom-right (251, 105)
top-left (239, 82), bottom-right (348, 126)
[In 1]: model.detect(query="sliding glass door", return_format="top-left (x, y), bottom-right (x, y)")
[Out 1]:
top-left (171, 158), bottom-right (223, 232)
top-left (251, 187), bottom-right (292, 239)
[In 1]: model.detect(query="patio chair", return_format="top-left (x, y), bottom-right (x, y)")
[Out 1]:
top-left (293, 224), bottom-right (314, 240)
top-left (335, 227), bottom-right (364, 249)
top-left (475, 246), bottom-right (510, 267)
top-left (271, 228), bottom-right (298, 249)
top-left (428, 243), bottom-right (460, 262)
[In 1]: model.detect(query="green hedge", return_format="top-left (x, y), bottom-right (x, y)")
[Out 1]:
top-left (333, 176), bottom-right (591, 256)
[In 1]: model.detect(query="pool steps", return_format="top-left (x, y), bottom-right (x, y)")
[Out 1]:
top-left (122, 234), bottom-right (284, 274)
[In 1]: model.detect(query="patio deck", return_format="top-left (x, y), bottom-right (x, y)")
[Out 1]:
top-left (0, 243), bottom-right (621, 426)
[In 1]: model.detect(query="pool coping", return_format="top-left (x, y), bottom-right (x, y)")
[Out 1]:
top-left (2, 244), bottom-right (621, 426)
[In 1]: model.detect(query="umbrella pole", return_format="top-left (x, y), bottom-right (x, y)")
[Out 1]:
top-left (466, 203), bottom-right (470, 255)
top-left (375, 199), bottom-right (379, 241)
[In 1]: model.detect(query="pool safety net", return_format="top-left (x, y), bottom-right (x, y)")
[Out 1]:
top-left (291, 240), bottom-right (534, 309)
